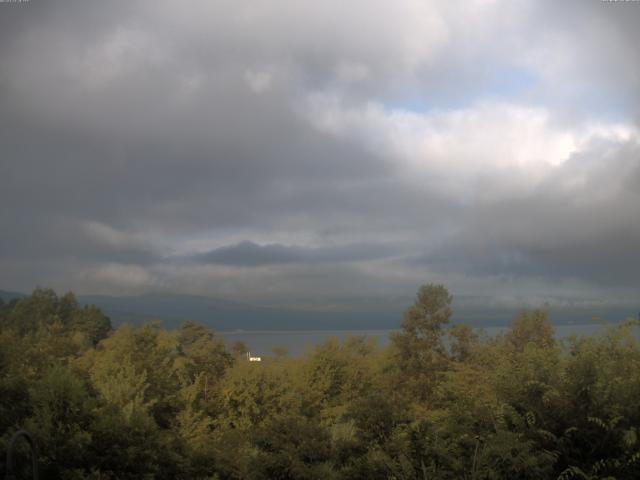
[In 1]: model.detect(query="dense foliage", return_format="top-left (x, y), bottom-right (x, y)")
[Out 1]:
top-left (1, 286), bottom-right (639, 479)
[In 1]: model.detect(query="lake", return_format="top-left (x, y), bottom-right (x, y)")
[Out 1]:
top-left (220, 322), bottom-right (629, 357)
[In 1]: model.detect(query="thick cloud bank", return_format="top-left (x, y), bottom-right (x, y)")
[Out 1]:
top-left (1, 0), bottom-right (639, 311)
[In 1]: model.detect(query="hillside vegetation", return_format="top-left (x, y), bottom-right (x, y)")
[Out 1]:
top-left (1, 286), bottom-right (639, 479)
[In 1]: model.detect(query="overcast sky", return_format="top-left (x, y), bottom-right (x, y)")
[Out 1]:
top-left (1, 0), bottom-right (639, 311)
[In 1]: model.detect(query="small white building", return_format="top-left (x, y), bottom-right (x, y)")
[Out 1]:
top-left (246, 351), bottom-right (262, 362)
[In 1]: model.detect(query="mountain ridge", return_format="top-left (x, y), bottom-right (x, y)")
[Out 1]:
top-left (1, 289), bottom-right (636, 331)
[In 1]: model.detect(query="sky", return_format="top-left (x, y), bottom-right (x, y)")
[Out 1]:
top-left (1, 0), bottom-right (639, 313)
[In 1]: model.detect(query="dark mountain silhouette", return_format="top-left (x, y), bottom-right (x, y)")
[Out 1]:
top-left (1, 290), bottom-right (635, 330)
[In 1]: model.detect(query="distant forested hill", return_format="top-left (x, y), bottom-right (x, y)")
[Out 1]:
top-left (1, 289), bottom-right (636, 330)
top-left (76, 292), bottom-right (403, 330)
top-left (56, 294), bottom-right (640, 330)
top-left (0, 290), bottom-right (25, 302)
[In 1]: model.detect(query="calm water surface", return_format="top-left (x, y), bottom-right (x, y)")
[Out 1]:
top-left (221, 323), bottom-right (627, 357)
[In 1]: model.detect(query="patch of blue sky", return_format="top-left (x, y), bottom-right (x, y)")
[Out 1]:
top-left (384, 63), bottom-right (632, 124)
top-left (483, 63), bottom-right (539, 98)
top-left (385, 63), bottom-right (539, 113)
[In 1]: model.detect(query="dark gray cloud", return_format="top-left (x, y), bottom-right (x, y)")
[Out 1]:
top-left (418, 138), bottom-right (640, 287)
top-left (0, 0), bottom-right (639, 310)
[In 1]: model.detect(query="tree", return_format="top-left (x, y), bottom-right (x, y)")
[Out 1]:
top-left (506, 308), bottom-right (555, 352)
top-left (4, 287), bottom-right (59, 335)
top-left (248, 414), bottom-right (333, 480)
top-left (69, 305), bottom-right (112, 346)
top-left (303, 336), bottom-right (376, 421)
top-left (178, 321), bottom-right (232, 382)
top-left (232, 340), bottom-right (249, 357)
top-left (218, 360), bottom-right (298, 430)
top-left (0, 331), bottom-right (30, 435)
top-left (390, 283), bottom-right (452, 400)
top-left (80, 322), bottom-right (183, 429)
top-left (24, 365), bottom-right (95, 478)
top-left (448, 324), bottom-right (479, 362)
top-left (272, 345), bottom-right (289, 358)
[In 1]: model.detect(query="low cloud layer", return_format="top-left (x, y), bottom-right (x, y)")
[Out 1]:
top-left (189, 241), bottom-right (395, 267)
top-left (1, 0), bottom-right (639, 311)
